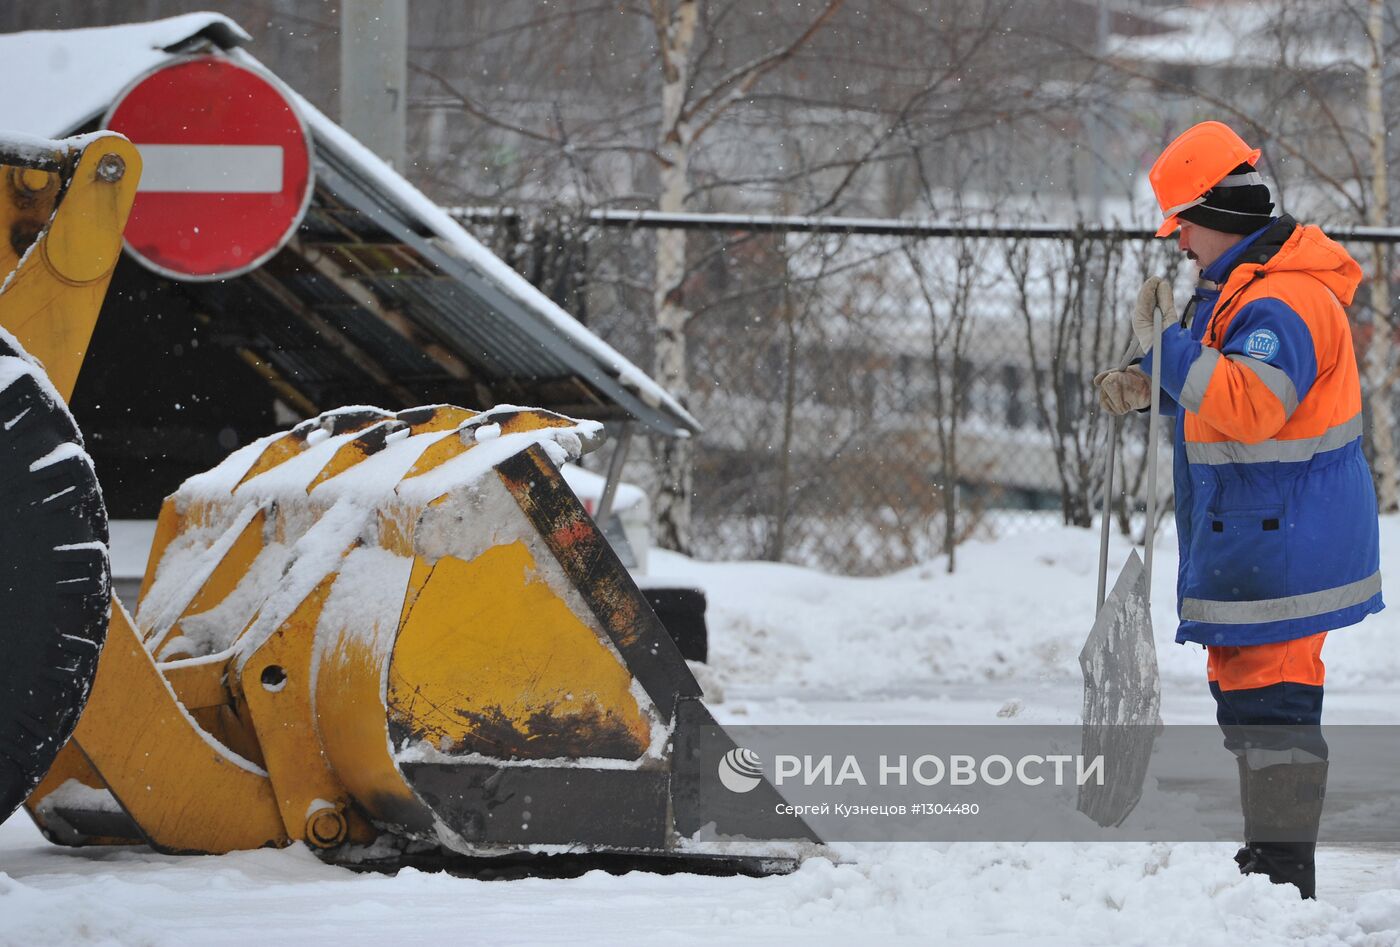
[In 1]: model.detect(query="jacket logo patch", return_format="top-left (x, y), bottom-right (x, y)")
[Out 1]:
top-left (1244, 328), bottom-right (1280, 362)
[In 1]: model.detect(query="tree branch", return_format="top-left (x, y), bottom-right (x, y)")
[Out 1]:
top-left (649, 0), bottom-right (679, 84)
top-left (409, 62), bottom-right (563, 146)
top-left (1025, 26), bottom-right (1369, 219)
top-left (683, 0), bottom-right (847, 140)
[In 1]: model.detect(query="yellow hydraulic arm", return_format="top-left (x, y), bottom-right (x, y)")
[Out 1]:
top-left (0, 133), bottom-right (141, 400)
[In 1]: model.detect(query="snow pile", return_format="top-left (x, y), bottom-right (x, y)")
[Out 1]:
top-left (6, 512), bottom-right (1400, 942)
top-left (652, 525), bottom-right (1120, 699)
top-left (657, 515), bottom-right (1400, 703)
top-left (1, 813), bottom-right (1398, 946)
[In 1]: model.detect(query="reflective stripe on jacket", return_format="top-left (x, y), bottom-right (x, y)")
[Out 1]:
top-left (1142, 216), bottom-right (1384, 646)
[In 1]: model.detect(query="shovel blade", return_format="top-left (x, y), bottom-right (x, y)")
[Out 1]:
top-left (1077, 549), bottom-right (1161, 827)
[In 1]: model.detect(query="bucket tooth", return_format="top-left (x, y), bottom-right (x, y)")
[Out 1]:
top-left (234, 407), bottom-right (397, 488)
top-left (395, 404), bottom-right (478, 433)
top-left (305, 419), bottom-right (409, 491)
top-left (142, 505), bottom-right (269, 660)
top-left (301, 406), bottom-right (396, 437)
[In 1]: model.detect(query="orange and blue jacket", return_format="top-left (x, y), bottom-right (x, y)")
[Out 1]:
top-left (1141, 216), bottom-right (1383, 647)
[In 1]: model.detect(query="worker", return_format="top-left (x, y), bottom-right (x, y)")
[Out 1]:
top-left (1093, 120), bottom-right (1384, 899)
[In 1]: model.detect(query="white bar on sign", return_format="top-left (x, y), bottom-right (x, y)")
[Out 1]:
top-left (136, 144), bottom-right (284, 194)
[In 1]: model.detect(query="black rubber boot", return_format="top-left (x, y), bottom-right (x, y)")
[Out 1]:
top-left (1233, 755), bottom-right (1251, 871)
top-left (1236, 759), bottom-right (1327, 900)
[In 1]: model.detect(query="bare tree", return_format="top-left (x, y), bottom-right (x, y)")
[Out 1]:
top-left (402, 2), bottom-right (1097, 556)
top-left (901, 232), bottom-right (989, 573)
top-left (645, 0), bottom-right (847, 553)
top-left (1006, 234), bottom-right (1114, 529)
top-left (1364, 0), bottom-right (1397, 510)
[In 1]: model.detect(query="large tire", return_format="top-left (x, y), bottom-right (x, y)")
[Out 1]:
top-left (0, 336), bottom-right (109, 822)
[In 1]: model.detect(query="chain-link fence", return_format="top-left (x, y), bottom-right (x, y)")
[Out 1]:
top-left (468, 210), bottom-right (1394, 575)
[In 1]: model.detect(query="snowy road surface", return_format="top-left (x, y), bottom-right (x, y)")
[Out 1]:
top-left (5, 520), bottom-right (1400, 946)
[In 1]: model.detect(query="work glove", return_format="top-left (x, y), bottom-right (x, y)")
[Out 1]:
top-left (1093, 366), bottom-right (1152, 416)
top-left (1132, 276), bottom-right (1176, 354)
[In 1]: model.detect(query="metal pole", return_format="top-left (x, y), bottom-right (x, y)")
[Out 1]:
top-left (340, 0), bottom-right (408, 170)
top-left (595, 422), bottom-right (633, 526)
top-left (447, 206), bottom-right (1400, 245)
top-left (1087, 0), bottom-right (1109, 222)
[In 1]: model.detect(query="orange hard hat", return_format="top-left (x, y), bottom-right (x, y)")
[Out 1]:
top-left (1148, 121), bottom-right (1262, 237)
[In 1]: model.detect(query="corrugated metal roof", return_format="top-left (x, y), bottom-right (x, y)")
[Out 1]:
top-left (185, 121), bottom-right (700, 435)
top-left (310, 154), bottom-right (665, 417)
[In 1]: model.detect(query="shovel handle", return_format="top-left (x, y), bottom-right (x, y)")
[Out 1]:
top-left (1095, 287), bottom-right (1169, 615)
top-left (1096, 336), bottom-right (1139, 613)
top-left (1096, 417), bottom-right (1119, 613)
top-left (1143, 295), bottom-right (1164, 608)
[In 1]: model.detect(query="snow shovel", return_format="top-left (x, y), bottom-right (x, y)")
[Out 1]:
top-left (1077, 282), bottom-right (1167, 828)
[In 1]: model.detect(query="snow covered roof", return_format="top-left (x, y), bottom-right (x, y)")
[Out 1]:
top-left (0, 14), bottom-right (698, 437)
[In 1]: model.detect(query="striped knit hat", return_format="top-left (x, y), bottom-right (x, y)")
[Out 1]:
top-left (1177, 162), bottom-right (1274, 235)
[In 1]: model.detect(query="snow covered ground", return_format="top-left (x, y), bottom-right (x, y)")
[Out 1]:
top-left (5, 517), bottom-right (1400, 945)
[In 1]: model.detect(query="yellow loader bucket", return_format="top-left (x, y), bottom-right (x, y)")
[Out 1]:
top-left (26, 404), bottom-right (816, 873)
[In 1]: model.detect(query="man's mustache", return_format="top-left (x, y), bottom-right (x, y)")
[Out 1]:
top-left (1185, 250), bottom-right (1199, 262)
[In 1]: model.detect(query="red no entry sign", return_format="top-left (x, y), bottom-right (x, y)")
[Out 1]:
top-left (104, 55), bottom-right (314, 282)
